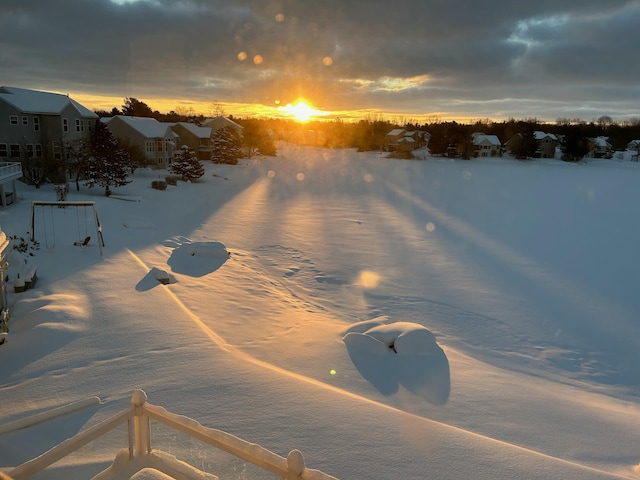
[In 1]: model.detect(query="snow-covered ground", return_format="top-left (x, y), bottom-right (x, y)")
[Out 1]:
top-left (1, 143), bottom-right (640, 479)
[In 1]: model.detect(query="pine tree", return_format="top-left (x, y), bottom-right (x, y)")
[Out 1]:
top-left (85, 120), bottom-right (131, 195)
top-left (169, 146), bottom-right (205, 181)
top-left (211, 127), bottom-right (242, 164)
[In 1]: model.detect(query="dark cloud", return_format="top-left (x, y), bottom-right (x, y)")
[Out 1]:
top-left (1, 0), bottom-right (639, 121)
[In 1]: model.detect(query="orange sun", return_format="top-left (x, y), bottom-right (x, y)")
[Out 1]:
top-left (282, 100), bottom-right (319, 122)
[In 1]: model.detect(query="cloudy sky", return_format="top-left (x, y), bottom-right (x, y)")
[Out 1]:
top-left (2, 0), bottom-right (639, 122)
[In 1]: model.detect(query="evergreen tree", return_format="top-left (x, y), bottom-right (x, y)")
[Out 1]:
top-left (211, 127), bottom-right (242, 164)
top-left (85, 119), bottom-right (131, 195)
top-left (122, 97), bottom-right (154, 117)
top-left (169, 146), bottom-right (205, 181)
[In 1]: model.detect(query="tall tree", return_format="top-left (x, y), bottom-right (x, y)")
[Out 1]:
top-left (85, 119), bottom-right (131, 195)
top-left (121, 97), bottom-right (154, 117)
top-left (169, 146), bottom-right (205, 181)
top-left (211, 127), bottom-right (242, 164)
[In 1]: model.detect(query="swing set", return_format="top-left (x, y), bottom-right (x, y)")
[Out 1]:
top-left (30, 201), bottom-right (105, 256)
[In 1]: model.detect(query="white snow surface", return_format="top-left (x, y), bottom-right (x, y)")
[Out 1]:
top-left (1, 144), bottom-right (640, 479)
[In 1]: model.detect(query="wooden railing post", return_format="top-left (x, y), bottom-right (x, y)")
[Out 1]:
top-left (286, 449), bottom-right (305, 479)
top-left (131, 389), bottom-right (150, 456)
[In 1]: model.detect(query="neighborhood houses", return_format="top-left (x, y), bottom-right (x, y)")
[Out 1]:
top-left (2, 85), bottom-right (640, 203)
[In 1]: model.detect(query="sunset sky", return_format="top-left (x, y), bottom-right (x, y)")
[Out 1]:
top-left (2, 0), bottom-right (639, 123)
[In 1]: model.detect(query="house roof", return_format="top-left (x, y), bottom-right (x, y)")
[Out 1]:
top-left (534, 131), bottom-right (558, 141)
top-left (590, 136), bottom-right (611, 148)
top-left (386, 128), bottom-right (406, 136)
top-left (473, 133), bottom-right (501, 146)
top-left (202, 116), bottom-right (243, 131)
top-left (104, 115), bottom-right (173, 138)
top-left (173, 122), bottom-right (212, 139)
top-left (0, 86), bottom-right (97, 118)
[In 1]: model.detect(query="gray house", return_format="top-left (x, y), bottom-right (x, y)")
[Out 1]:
top-left (0, 86), bottom-right (94, 203)
top-left (103, 116), bottom-right (178, 168)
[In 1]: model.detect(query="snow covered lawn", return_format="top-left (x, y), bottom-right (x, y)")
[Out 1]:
top-left (1, 144), bottom-right (640, 479)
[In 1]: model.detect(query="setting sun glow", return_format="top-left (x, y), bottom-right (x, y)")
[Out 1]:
top-left (281, 100), bottom-right (319, 122)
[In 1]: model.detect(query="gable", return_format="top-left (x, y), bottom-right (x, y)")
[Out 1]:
top-left (0, 86), bottom-right (97, 118)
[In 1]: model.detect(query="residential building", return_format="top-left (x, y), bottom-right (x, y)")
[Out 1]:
top-left (588, 136), bottom-right (612, 158)
top-left (201, 116), bottom-right (243, 137)
top-left (0, 86), bottom-right (97, 200)
top-left (384, 129), bottom-right (429, 152)
top-left (533, 131), bottom-right (559, 158)
top-left (103, 116), bottom-right (178, 168)
top-left (472, 132), bottom-right (502, 157)
top-left (170, 122), bottom-right (213, 160)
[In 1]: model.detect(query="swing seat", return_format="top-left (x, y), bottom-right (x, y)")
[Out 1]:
top-left (74, 236), bottom-right (91, 247)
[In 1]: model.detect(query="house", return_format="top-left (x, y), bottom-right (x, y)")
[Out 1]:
top-left (201, 116), bottom-right (243, 137)
top-left (588, 136), bottom-right (612, 158)
top-left (385, 129), bottom-right (407, 151)
top-left (0, 86), bottom-right (97, 200)
top-left (626, 140), bottom-right (640, 152)
top-left (384, 129), bottom-right (428, 152)
top-left (471, 133), bottom-right (502, 157)
top-left (533, 131), bottom-right (559, 158)
top-left (170, 122), bottom-right (213, 160)
top-left (103, 116), bottom-right (178, 168)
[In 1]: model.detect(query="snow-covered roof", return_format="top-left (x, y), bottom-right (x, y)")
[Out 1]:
top-left (534, 131), bottom-right (558, 141)
top-left (386, 128), bottom-right (406, 136)
top-left (590, 136), bottom-right (611, 148)
top-left (201, 116), bottom-right (243, 131)
top-left (473, 133), bottom-right (501, 146)
top-left (104, 115), bottom-right (173, 138)
top-left (0, 86), bottom-right (97, 118)
top-left (173, 122), bottom-right (212, 139)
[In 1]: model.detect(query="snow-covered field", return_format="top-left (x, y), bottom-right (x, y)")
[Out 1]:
top-left (1, 143), bottom-right (640, 479)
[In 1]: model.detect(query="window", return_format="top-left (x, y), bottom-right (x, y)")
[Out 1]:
top-left (27, 144), bottom-right (34, 157)
top-left (35, 144), bottom-right (43, 157)
top-left (156, 139), bottom-right (163, 152)
top-left (53, 141), bottom-right (61, 160)
top-left (9, 144), bottom-right (20, 158)
top-left (33, 117), bottom-right (40, 131)
top-left (0, 144), bottom-right (7, 157)
top-left (22, 116), bottom-right (28, 126)
top-left (76, 119), bottom-right (83, 132)
top-left (10, 115), bottom-right (18, 125)
top-left (146, 141), bottom-right (155, 153)
top-left (63, 118), bottom-right (68, 132)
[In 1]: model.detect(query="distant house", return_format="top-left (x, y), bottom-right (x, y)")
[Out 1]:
top-left (171, 122), bottom-right (213, 160)
top-left (0, 86), bottom-right (97, 201)
top-left (384, 129), bottom-right (428, 152)
top-left (588, 136), bottom-right (612, 158)
top-left (103, 116), bottom-right (177, 168)
top-left (533, 131), bottom-right (559, 158)
top-left (626, 139), bottom-right (640, 152)
top-left (471, 133), bottom-right (502, 157)
top-left (201, 116), bottom-right (243, 137)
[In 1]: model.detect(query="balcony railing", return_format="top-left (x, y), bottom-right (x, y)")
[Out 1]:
top-left (0, 162), bottom-right (22, 183)
top-left (7, 389), bottom-right (338, 480)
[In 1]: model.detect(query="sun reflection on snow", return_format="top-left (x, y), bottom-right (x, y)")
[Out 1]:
top-left (357, 270), bottom-right (381, 289)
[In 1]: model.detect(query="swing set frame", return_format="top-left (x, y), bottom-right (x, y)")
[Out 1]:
top-left (30, 201), bottom-right (105, 256)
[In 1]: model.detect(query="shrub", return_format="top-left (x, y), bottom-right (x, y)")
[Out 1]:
top-left (151, 180), bottom-right (167, 190)
top-left (165, 176), bottom-right (179, 186)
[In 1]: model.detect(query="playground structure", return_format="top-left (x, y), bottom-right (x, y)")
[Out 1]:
top-left (30, 201), bottom-right (105, 256)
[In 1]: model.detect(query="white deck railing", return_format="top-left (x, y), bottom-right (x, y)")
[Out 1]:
top-left (0, 162), bottom-right (22, 182)
top-left (7, 389), bottom-right (338, 480)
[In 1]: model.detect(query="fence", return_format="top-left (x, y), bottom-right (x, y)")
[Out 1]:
top-left (7, 390), bottom-right (338, 480)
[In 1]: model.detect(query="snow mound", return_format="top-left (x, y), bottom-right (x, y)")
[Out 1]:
top-left (343, 317), bottom-right (450, 404)
top-left (166, 239), bottom-right (229, 277)
top-left (343, 317), bottom-right (439, 355)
